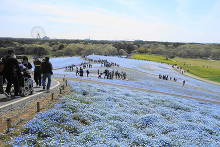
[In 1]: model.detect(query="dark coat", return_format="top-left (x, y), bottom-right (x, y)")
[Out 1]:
top-left (41, 61), bottom-right (53, 74)
top-left (34, 60), bottom-right (42, 72)
top-left (3, 57), bottom-right (21, 78)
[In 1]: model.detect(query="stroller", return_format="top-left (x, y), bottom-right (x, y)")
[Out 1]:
top-left (19, 65), bottom-right (34, 97)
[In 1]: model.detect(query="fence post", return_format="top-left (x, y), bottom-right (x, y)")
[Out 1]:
top-left (6, 118), bottom-right (12, 132)
top-left (65, 80), bottom-right (68, 87)
top-left (51, 93), bottom-right (54, 100)
top-left (37, 102), bottom-right (40, 112)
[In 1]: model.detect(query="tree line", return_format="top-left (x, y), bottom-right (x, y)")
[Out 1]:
top-left (0, 38), bottom-right (220, 59)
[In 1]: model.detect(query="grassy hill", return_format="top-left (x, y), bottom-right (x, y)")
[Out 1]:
top-left (131, 54), bottom-right (220, 83)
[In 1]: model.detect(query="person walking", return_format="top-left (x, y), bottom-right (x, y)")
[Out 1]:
top-left (183, 80), bottom-right (186, 87)
top-left (41, 57), bottom-right (53, 92)
top-left (3, 50), bottom-right (21, 98)
top-left (33, 57), bottom-right (42, 87)
top-left (86, 69), bottom-right (89, 77)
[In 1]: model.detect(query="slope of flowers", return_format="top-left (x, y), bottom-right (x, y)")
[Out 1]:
top-left (53, 70), bottom-right (220, 102)
top-left (87, 55), bottom-right (220, 93)
top-left (50, 57), bottom-right (85, 69)
top-left (8, 81), bottom-right (220, 146)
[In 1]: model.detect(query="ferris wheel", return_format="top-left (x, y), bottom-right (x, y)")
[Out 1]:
top-left (31, 26), bottom-right (46, 39)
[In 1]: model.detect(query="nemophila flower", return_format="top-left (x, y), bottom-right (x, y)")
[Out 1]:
top-left (12, 135), bottom-right (38, 146)
top-left (7, 79), bottom-right (220, 146)
top-left (211, 112), bottom-right (220, 121)
top-left (41, 133), bottom-right (76, 146)
top-left (135, 114), bottom-right (165, 128)
top-left (13, 136), bottom-right (26, 144)
top-left (23, 119), bottom-right (48, 134)
top-left (38, 109), bottom-right (72, 123)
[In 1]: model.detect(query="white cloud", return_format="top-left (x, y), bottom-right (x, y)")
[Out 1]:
top-left (24, 2), bottom-right (184, 41)
top-left (1, 0), bottom-right (220, 42)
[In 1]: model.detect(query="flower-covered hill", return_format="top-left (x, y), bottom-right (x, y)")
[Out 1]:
top-left (8, 81), bottom-right (220, 146)
top-left (50, 57), bottom-right (85, 69)
top-left (52, 55), bottom-right (220, 103)
top-left (87, 55), bottom-right (220, 93)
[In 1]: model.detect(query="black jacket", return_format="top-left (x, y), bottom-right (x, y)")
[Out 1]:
top-left (33, 60), bottom-right (42, 72)
top-left (41, 61), bottom-right (53, 74)
top-left (0, 61), bottom-right (4, 75)
top-left (3, 57), bottom-right (21, 77)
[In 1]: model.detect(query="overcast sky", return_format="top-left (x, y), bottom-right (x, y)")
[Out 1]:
top-left (0, 0), bottom-right (220, 43)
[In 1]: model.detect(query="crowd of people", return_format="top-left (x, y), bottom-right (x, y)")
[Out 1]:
top-left (65, 62), bottom-right (93, 72)
top-left (98, 69), bottom-right (127, 80)
top-left (75, 67), bottom-right (90, 77)
top-left (66, 57), bottom-right (187, 86)
top-left (172, 65), bottom-right (185, 74)
top-left (85, 58), bottom-right (127, 80)
top-left (65, 64), bottom-right (76, 72)
top-left (86, 58), bottom-right (119, 68)
top-left (64, 58), bottom-right (127, 80)
top-left (0, 50), bottom-right (53, 99)
top-left (159, 74), bottom-right (186, 87)
top-left (65, 62), bottom-right (92, 77)
top-left (159, 74), bottom-right (178, 82)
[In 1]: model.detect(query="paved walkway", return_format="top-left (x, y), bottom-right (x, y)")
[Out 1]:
top-left (0, 80), bottom-right (60, 109)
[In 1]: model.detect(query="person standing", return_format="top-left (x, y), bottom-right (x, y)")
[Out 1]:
top-left (41, 57), bottom-right (53, 91)
top-left (86, 69), bottom-right (89, 77)
top-left (76, 67), bottom-right (79, 76)
top-left (3, 50), bottom-right (21, 98)
top-left (79, 67), bottom-right (84, 77)
top-left (33, 57), bottom-right (42, 87)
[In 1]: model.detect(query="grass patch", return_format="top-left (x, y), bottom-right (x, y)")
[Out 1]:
top-left (73, 97), bottom-right (92, 104)
top-left (72, 114), bottom-right (90, 125)
top-left (131, 54), bottom-right (220, 83)
top-left (0, 129), bottom-right (24, 144)
top-left (132, 54), bottom-right (177, 65)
